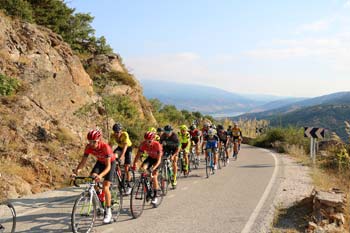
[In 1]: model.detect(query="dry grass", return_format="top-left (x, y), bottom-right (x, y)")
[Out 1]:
top-left (0, 160), bottom-right (36, 184)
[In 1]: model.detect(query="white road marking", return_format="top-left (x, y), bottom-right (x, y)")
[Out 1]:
top-left (240, 149), bottom-right (279, 233)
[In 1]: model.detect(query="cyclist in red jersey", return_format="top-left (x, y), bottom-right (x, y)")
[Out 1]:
top-left (132, 131), bottom-right (163, 204)
top-left (189, 124), bottom-right (201, 159)
top-left (72, 129), bottom-right (116, 224)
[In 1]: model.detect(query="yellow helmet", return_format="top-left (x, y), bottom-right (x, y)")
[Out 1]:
top-left (179, 125), bottom-right (188, 131)
top-left (148, 127), bottom-right (157, 133)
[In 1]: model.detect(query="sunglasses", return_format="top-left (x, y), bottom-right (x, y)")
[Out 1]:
top-left (88, 140), bottom-right (99, 145)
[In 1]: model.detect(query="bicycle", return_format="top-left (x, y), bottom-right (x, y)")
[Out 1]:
top-left (130, 168), bottom-right (165, 219)
top-left (71, 176), bottom-right (123, 233)
top-left (0, 201), bottom-right (16, 233)
top-left (115, 159), bottom-right (135, 196)
top-left (233, 138), bottom-right (239, 160)
top-left (205, 148), bottom-right (215, 178)
top-left (159, 152), bottom-right (174, 194)
top-left (177, 149), bottom-right (190, 177)
top-left (219, 142), bottom-right (227, 167)
top-left (189, 145), bottom-right (200, 169)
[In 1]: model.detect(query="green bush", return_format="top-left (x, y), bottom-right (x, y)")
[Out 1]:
top-left (0, 74), bottom-right (20, 96)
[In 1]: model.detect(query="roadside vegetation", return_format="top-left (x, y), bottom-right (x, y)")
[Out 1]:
top-left (248, 123), bottom-right (350, 232)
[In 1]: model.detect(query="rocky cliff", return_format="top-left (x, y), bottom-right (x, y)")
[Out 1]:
top-left (0, 13), bottom-right (154, 199)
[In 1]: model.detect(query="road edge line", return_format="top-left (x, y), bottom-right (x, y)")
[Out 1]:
top-left (240, 149), bottom-right (279, 233)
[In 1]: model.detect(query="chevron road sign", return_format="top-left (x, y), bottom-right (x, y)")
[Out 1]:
top-left (304, 127), bottom-right (325, 139)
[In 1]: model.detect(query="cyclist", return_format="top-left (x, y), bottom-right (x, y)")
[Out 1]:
top-left (178, 125), bottom-right (191, 175)
top-left (189, 124), bottom-right (201, 161)
top-left (160, 125), bottom-right (180, 187)
top-left (201, 122), bottom-right (211, 153)
top-left (72, 129), bottom-right (116, 224)
top-left (109, 123), bottom-right (133, 195)
top-left (217, 124), bottom-right (230, 163)
top-left (132, 131), bottom-right (163, 204)
top-left (203, 128), bottom-right (219, 170)
top-left (232, 122), bottom-right (243, 157)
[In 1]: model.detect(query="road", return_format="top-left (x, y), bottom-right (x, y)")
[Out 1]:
top-left (11, 145), bottom-right (279, 233)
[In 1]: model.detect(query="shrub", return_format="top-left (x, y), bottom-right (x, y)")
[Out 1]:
top-left (0, 74), bottom-right (20, 96)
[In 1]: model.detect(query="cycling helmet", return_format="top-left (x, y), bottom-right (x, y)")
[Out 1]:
top-left (144, 131), bottom-right (156, 140)
top-left (234, 122), bottom-right (238, 127)
top-left (112, 123), bottom-right (122, 132)
top-left (228, 125), bottom-right (232, 129)
top-left (180, 125), bottom-right (188, 131)
top-left (208, 128), bottom-right (215, 136)
top-left (217, 124), bottom-right (224, 130)
top-left (212, 124), bottom-right (217, 129)
top-left (164, 125), bottom-right (173, 132)
top-left (148, 127), bottom-right (157, 133)
top-left (157, 127), bottom-right (164, 133)
top-left (189, 124), bottom-right (196, 131)
top-left (203, 122), bottom-right (210, 127)
top-left (87, 129), bottom-right (101, 140)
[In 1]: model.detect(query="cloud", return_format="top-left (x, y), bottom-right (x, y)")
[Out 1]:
top-left (344, 0), bottom-right (350, 8)
top-left (296, 19), bottom-right (332, 33)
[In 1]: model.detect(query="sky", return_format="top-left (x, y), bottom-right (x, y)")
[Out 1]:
top-left (67, 0), bottom-right (350, 97)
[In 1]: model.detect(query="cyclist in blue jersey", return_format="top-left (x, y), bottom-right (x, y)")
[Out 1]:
top-left (203, 128), bottom-right (219, 170)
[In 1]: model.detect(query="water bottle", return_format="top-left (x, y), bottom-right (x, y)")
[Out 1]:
top-left (97, 189), bottom-right (105, 203)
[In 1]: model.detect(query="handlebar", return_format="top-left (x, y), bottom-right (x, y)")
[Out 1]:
top-left (70, 176), bottom-right (96, 187)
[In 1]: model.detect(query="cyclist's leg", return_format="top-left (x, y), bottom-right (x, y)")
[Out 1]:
top-left (172, 155), bottom-right (178, 183)
top-left (124, 147), bottom-right (132, 183)
top-left (184, 151), bottom-right (189, 172)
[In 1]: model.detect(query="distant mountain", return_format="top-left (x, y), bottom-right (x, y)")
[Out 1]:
top-left (233, 92), bottom-right (350, 141)
top-left (140, 79), bottom-right (265, 115)
top-left (249, 97), bottom-right (308, 113)
top-left (236, 92), bottom-right (350, 120)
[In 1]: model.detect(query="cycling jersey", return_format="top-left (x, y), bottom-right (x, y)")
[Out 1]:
top-left (178, 131), bottom-right (191, 152)
top-left (217, 130), bottom-right (229, 142)
top-left (109, 131), bottom-right (132, 148)
top-left (139, 141), bottom-right (162, 159)
top-left (160, 133), bottom-right (179, 155)
top-left (201, 127), bottom-right (209, 138)
top-left (232, 128), bottom-right (242, 137)
top-left (84, 141), bottom-right (116, 163)
top-left (204, 135), bottom-right (219, 149)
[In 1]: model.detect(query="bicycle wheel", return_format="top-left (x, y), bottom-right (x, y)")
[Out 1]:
top-left (217, 150), bottom-right (222, 169)
top-left (222, 150), bottom-right (227, 167)
top-left (71, 192), bottom-right (97, 233)
top-left (206, 152), bottom-right (211, 178)
top-left (152, 175), bottom-right (164, 208)
top-left (110, 184), bottom-right (123, 221)
top-left (130, 180), bottom-right (146, 219)
top-left (0, 202), bottom-right (16, 233)
top-left (160, 165), bottom-right (169, 196)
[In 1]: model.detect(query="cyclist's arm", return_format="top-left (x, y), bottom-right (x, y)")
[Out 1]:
top-left (153, 152), bottom-right (163, 170)
top-left (120, 143), bottom-right (128, 159)
top-left (74, 154), bottom-right (89, 174)
top-left (132, 150), bottom-right (142, 167)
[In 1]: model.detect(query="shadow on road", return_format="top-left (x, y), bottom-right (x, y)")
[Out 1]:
top-left (238, 164), bottom-right (274, 168)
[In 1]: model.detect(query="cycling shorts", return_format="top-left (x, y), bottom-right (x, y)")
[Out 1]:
top-left (142, 157), bottom-right (159, 171)
top-left (191, 137), bottom-right (200, 145)
top-left (114, 146), bottom-right (133, 165)
top-left (233, 136), bottom-right (240, 142)
top-left (91, 160), bottom-right (116, 182)
top-left (180, 142), bottom-right (190, 153)
top-left (206, 141), bottom-right (218, 149)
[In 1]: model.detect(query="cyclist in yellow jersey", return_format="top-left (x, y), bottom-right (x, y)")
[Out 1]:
top-left (231, 122), bottom-right (243, 157)
top-left (178, 125), bottom-right (191, 175)
top-left (109, 123), bottom-right (133, 194)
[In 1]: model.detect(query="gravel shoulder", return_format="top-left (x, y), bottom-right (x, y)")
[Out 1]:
top-left (252, 150), bottom-right (314, 232)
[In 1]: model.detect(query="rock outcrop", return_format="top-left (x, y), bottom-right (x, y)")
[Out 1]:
top-left (0, 13), bottom-right (155, 199)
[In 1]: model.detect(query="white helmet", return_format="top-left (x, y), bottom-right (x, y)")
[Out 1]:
top-left (208, 128), bottom-right (215, 136)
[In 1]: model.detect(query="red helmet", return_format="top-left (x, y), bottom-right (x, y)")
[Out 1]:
top-left (144, 131), bottom-right (156, 140)
top-left (87, 129), bottom-right (101, 141)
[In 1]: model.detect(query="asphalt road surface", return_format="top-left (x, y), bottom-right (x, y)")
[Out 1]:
top-left (12, 144), bottom-right (279, 233)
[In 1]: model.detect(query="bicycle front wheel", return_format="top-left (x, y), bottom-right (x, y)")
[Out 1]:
top-left (71, 192), bottom-right (97, 233)
top-left (130, 180), bottom-right (146, 219)
top-left (206, 153), bottom-right (211, 178)
top-left (0, 202), bottom-right (16, 233)
top-left (110, 184), bottom-right (123, 221)
top-left (160, 165), bottom-right (169, 196)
